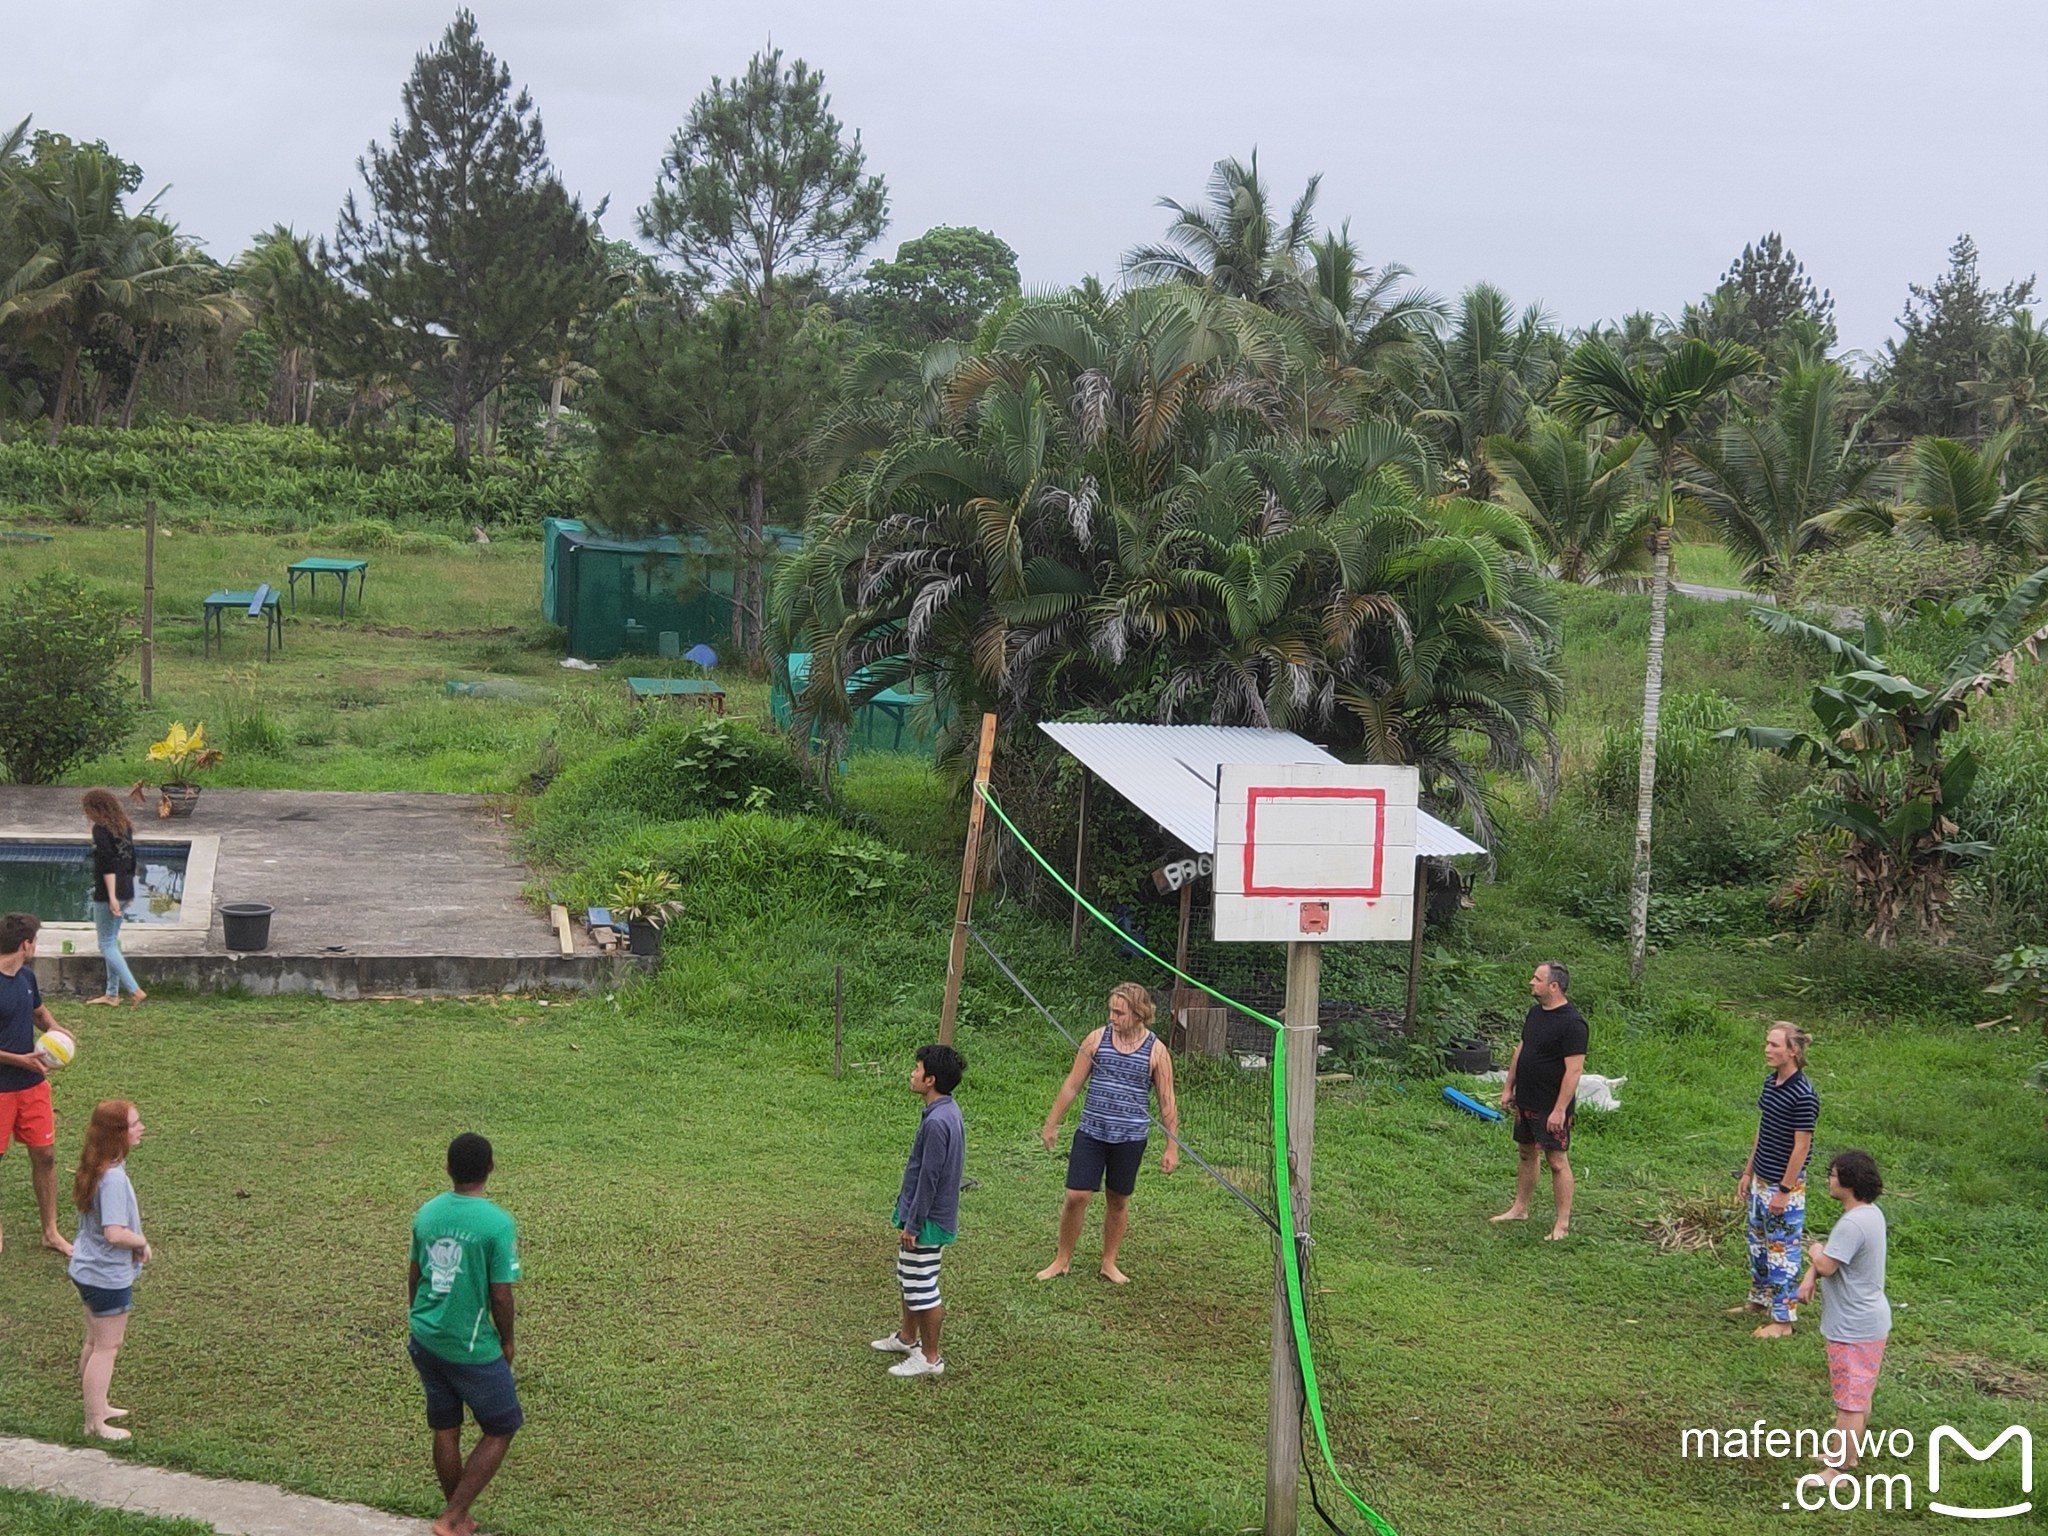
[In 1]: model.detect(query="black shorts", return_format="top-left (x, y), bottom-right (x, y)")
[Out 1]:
top-left (1512, 1104), bottom-right (1574, 1152)
top-left (408, 1337), bottom-right (524, 1436)
top-left (1066, 1130), bottom-right (1147, 1196)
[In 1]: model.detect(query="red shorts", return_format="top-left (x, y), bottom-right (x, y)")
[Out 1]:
top-left (0, 1081), bottom-right (56, 1151)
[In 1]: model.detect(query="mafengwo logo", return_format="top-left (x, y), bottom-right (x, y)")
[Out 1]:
top-left (1928, 1425), bottom-right (2032, 1520)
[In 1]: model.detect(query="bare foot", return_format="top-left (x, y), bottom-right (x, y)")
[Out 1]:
top-left (102, 1406), bottom-right (128, 1420)
top-left (1724, 1303), bottom-right (1768, 1317)
top-left (1489, 1208), bottom-right (1529, 1224)
top-left (1034, 1262), bottom-right (1070, 1281)
top-left (129, 991), bottom-right (147, 1006)
top-left (86, 995), bottom-right (120, 1006)
top-left (431, 1512), bottom-right (478, 1536)
top-left (1752, 1322), bottom-right (1794, 1339)
top-left (1545, 1226), bottom-right (1569, 1241)
top-left (86, 1424), bottom-right (132, 1442)
top-left (43, 1233), bottom-right (73, 1258)
top-left (1099, 1263), bottom-right (1130, 1285)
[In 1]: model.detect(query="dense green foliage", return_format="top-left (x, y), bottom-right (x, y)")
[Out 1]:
top-left (0, 570), bottom-right (134, 783)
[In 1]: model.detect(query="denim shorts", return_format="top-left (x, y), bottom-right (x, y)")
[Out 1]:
top-left (407, 1337), bottom-right (523, 1436)
top-left (75, 1280), bottom-right (134, 1317)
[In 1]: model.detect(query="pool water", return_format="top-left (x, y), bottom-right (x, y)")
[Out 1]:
top-left (0, 842), bottom-right (190, 924)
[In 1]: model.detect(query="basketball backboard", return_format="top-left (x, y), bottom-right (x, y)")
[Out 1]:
top-left (1213, 762), bottom-right (1420, 942)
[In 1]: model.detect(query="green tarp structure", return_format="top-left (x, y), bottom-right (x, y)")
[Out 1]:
top-left (542, 518), bottom-right (800, 661)
top-left (771, 651), bottom-right (945, 759)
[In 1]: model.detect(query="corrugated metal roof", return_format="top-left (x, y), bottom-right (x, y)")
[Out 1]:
top-left (1038, 721), bottom-right (1486, 858)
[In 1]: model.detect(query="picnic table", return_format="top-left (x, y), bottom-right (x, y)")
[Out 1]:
top-left (286, 557), bottom-right (369, 618)
top-left (627, 677), bottom-right (726, 715)
top-left (203, 587), bottom-right (283, 659)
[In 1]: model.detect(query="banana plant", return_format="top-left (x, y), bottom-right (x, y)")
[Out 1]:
top-left (1721, 566), bottom-right (2048, 944)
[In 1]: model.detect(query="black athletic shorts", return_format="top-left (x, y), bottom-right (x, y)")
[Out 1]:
top-left (1066, 1129), bottom-right (1147, 1196)
top-left (1512, 1103), bottom-right (1574, 1152)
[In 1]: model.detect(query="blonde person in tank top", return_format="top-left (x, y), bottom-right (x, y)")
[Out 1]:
top-left (1035, 983), bottom-right (1179, 1285)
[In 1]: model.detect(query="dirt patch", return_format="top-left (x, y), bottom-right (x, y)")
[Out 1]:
top-left (1920, 1348), bottom-right (2048, 1399)
top-left (1633, 1189), bottom-right (1743, 1254)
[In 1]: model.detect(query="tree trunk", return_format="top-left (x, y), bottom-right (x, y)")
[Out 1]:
top-left (543, 372), bottom-right (566, 457)
top-left (304, 362), bottom-right (317, 427)
top-left (47, 342), bottom-right (82, 445)
top-left (728, 494), bottom-right (749, 657)
top-left (119, 333), bottom-right (155, 430)
top-left (450, 347), bottom-right (472, 468)
top-left (1627, 515), bottom-right (1674, 980)
top-left (747, 439), bottom-right (768, 663)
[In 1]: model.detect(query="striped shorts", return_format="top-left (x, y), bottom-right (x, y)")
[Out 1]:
top-left (897, 1243), bottom-right (943, 1311)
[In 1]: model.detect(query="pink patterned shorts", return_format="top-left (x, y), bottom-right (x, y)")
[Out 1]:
top-left (1825, 1338), bottom-right (1886, 1413)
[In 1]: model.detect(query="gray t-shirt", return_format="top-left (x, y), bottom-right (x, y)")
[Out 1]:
top-left (1818, 1201), bottom-right (1890, 1343)
top-left (68, 1164), bottom-right (142, 1290)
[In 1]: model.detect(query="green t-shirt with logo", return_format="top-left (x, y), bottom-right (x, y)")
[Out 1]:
top-left (409, 1191), bottom-right (520, 1364)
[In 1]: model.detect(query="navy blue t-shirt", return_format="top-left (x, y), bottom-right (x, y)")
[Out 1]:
top-left (1753, 1069), bottom-right (1820, 1185)
top-left (0, 964), bottom-right (44, 1093)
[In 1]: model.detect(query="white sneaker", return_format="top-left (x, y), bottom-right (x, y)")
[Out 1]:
top-left (887, 1348), bottom-right (945, 1378)
top-left (869, 1331), bottom-right (916, 1354)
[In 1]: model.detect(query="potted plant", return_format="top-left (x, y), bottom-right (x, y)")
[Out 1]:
top-left (142, 721), bottom-right (224, 818)
top-left (607, 865), bottom-right (683, 956)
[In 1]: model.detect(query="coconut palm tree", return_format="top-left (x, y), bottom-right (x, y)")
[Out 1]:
top-left (1684, 359), bottom-right (1881, 587)
top-left (1560, 336), bottom-right (1763, 977)
top-left (1483, 412), bottom-right (1651, 585)
top-left (1396, 284), bottom-right (1563, 496)
top-left (1123, 152), bottom-right (1321, 308)
top-left (1811, 428), bottom-right (2048, 556)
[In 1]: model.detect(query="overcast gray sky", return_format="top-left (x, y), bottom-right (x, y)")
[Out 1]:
top-left (7, 0), bottom-right (2042, 355)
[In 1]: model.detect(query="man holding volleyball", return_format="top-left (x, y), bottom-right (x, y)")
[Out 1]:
top-left (0, 913), bottom-right (74, 1258)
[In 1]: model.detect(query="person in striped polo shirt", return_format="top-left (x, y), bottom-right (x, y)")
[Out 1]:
top-left (1035, 983), bottom-right (1179, 1285)
top-left (1735, 1022), bottom-right (1820, 1338)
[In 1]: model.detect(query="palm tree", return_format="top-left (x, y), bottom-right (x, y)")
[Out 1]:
top-left (1684, 359), bottom-right (1881, 587)
top-left (1483, 413), bottom-right (1651, 585)
top-left (1811, 428), bottom-right (2048, 556)
top-left (1560, 337), bottom-right (1763, 977)
top-left (1123, 152), bottom-right (1320, 308)
top-left (1285, 227), bottom-right (1440, 375)
top-left (235, 226), bottom-right (331, 424)
top-left (1396, 284), bottom-right (1563, 496)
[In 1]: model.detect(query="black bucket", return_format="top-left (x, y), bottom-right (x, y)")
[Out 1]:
top-left (221, 902), bottom-right (274, 952)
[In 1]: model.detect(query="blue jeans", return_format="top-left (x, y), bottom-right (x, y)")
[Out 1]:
top-left (93, 902), bottom-right (142, 998)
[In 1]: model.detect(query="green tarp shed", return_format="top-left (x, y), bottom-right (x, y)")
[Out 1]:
top-left (542, 518), bottom-right (798, 661)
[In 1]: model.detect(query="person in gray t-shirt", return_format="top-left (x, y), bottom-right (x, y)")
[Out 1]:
top-left (1796, 1150), bottom-right (1889, 1482)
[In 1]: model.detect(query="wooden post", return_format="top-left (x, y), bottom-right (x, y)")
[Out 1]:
top-left (938, 712), bottom-right (998, 1046)
top-left (833, 964), bottom-right (845, 1079)
top-left (140, 500), bottom-right (157, 702)
top-left (1404, 857), bottom-right (1427, 1033)
top-left (1069, 769), bottom-right (1090, 952)
top-left (1266, 939), bottom-right (1321, 1536)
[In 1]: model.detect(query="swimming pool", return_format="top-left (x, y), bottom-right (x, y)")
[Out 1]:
top-left (0, 840), bottom-right (192, 924)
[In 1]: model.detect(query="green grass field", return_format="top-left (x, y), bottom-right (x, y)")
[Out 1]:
top-left (0, 1490), bottom-right (213, 1535)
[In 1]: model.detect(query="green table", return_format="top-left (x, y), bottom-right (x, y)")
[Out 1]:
top-left (287, 557), bottom-right (368, 618)
top-left (628, 677), bottom-right (726, 715)
top-left (203, 588), bottom-right (283, 659)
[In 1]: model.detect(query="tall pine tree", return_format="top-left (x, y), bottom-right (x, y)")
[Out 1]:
top-left (337, 10), bottom-right (598, 466)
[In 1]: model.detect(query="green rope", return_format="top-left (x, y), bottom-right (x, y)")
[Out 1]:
top-left (975, 783), bottom-right (1399, 1536)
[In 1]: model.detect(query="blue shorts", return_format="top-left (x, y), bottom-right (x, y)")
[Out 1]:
top-left (74, 1280), bottom-right (133, 1317)
top-left (408, 1338), bottom-right (524, 1436)
top-left (1066, 1130), bottom-right (1147, 1196)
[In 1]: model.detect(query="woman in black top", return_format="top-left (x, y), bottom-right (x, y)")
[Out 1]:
top-left (83, 790), bottom-right (145, 1007)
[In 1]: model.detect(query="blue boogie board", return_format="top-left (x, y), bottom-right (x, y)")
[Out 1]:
top-left (1442, 1085), bottom-right (1506, 1122)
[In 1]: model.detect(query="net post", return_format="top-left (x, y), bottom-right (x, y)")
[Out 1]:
top-left (1403, 856), bottom-right (1426, 1032)
top-left (1266, 938), bottom-right (1320, 1535)
top-left (938, 712), bottom-right (998, 1046)
top-left (141, 499), bottom-right (157, 703)
top-left (1069, 768), bottom-right (1090, 953)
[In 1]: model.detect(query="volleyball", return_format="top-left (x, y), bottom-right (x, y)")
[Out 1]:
top-left (35, 1028), bottom-right (75, 1070)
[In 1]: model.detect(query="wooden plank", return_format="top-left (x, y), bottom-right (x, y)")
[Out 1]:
top-left (938, 712), bottom-right (999, 1046)
top-left (550, 903), bottom-right (574, 956)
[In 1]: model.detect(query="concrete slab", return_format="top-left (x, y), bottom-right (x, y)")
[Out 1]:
top-left (1, 788), bottom-right (641, 997)
top-left (0, 1434), bottom-right (428, 1535)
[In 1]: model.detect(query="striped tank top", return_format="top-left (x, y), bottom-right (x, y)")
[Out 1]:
top-left (1079, 1028), bottom-right (1156, 1144)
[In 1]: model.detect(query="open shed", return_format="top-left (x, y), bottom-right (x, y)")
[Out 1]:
top-left (1037, 721), bottom-right (1486, 1040)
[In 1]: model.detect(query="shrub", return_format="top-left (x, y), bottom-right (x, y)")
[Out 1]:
top-left (1789, 536), bottom-right (2004, 615)
top-left (0, 572), bottom-right (134, 784)
top-left (530, 717), bottom-right (814, 868)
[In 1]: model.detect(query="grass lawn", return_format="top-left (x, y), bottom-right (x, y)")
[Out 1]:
top-left (1670, 541), bottom-right (1754, 592)
top-left (3, 526), bottom-right (769, 794)
top-left (0, 1490), bottom-right (214, 1535)
top-left (0, 877), bottom-right (2040, 1536)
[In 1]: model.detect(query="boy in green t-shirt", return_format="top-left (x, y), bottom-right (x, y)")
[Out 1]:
top-left (407, 1133), bottom-right (521, 1536)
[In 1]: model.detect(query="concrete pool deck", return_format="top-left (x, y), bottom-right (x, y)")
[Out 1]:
top-left (0, 787), bottom-right (635, 997)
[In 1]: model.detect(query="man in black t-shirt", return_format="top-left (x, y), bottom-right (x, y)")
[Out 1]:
top-left (1491, 960), bottom-right (1588, 1241)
